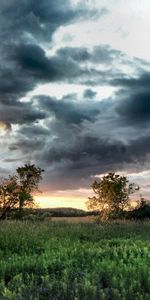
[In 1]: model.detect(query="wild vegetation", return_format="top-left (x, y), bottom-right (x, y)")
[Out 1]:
top-left (0, 168), bottom-right (150, 299)
top-left (0, 221), bottom-right (150, 299)
top-left (1, 167), bottom-right (150, 221)
top-left (87, 172), bottom-right (139, 221)
top-left (0, 164), bottom-right (44, 220)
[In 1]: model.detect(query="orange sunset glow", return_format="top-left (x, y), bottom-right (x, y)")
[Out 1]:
top-left (35, 195), bottom-right (87, 210)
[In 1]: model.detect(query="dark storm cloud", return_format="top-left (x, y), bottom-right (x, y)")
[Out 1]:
top-left (42, 135), bottom-right (127, 164)
top-left (9, 138), bottom-right (45, 154)
top-left (1, 0), bottom-right (150, 194)
top-left (114, 72), bottom-right (150, 125)
top-left (14, 44), bottom-right (59, 80)
top-left (9, 44), bottom-right (124, 89)
top-left (56, 45), bottom-right (123, 64)
top-left (0, 0), bottom-right (98, 43)
top-left (112, 72), bottom-right (150, 90)
top-left (0, 0), bottom-right (104, 128)
top-left (83, 89), bottom-right (97, 98)
top-left (19, 124), bottom-right (50, 137)
top-left (13, 43), bottom-right (123, 87)
top-left (0, 42), bottom-right (115, 113)
top-left (33, 68), bottom-right (150, 190)
top-left (35, 94), bottom-right (101, 124)
top-left (0, 41), bottom-right (134, 128)
top-left (13, 43), bottom-right (82, 82)
top-left (8, 76), bottom-right (150, 192)
top-left (0, 62), bottom-right (34, 105)
top-left (117, 91), bottom-right (150, 123)
top-left (0, 100), bottom-right (46, 125)
top-left (34, 131), bottom-right (130, 191)
top-left (37, 130), bottom-right (150, 192)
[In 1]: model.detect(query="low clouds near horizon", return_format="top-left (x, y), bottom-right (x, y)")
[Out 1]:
top-left (0, 0), bottom-right (150, 202)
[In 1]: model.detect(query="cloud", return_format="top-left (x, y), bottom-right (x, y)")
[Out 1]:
top-left (4, 65), bottom-right (150, 191)
top-left (0, 100), bottom-right (46, 125)
top-left (113, 72), bottom-right (150, 127)
top-left (57, 45), bottom-right (123, 64)
top-left (0, 0), bottom-right (103, 130)
top-left (112, 72), bottom-right (150, 90)
top-left (13, 44), bottom-right (59, 80)
top-left (83, 89), bottom-right (97, 98)
top-left (117, 91), bottom-right (150, 124)
top-left (0, 0), bottom-right (150, 198)
top-left (12, 43), bottom-right (128, 88)
top-left (0, 0), bottom-right (97, 43)
top-left (35, 94), bottom-right (101, 124)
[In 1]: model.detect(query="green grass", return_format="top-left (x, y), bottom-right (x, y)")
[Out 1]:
top-left (0, 221), bottom-right (150, 299)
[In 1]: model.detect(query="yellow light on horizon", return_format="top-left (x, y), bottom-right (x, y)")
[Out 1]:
top-left (0, 122), bottom-right (7, 130)
top-left (0, 121), bottom-right (11, 134)
top-left (34, 195), bottom-right (87, 210)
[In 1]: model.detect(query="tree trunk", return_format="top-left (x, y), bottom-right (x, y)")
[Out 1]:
top-left (0, 206), bottom-right (11, 220)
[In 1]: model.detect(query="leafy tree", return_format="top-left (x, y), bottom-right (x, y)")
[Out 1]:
top-left (127, 196), bottom-right (150, 220)
top-left (16, 164), bottom-right (44, 210)
top-left (0, 176), bottom-right (19, 219)
top-left (0, 164), bottom-right (44, 219)
top-left (86, 172), bottom-right (139, 221)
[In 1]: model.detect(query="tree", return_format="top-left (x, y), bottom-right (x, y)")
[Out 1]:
top-left (16, 164), bottom-right (44, 210)
top-left (86, 172), bottom-right (139, 221)
top-left (0, 176), bottom-right (19, 219)
top-left (126, 195), bottom-right (150, 220)
top-left (0, 164), bottom-right (44, 219)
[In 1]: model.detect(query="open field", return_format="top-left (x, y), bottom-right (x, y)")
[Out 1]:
top-left (51, 216), bottom-right (94, 223)
top-left (0, 221), bottom-right (150, 299)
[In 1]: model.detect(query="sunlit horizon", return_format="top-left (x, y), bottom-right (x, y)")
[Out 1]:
top-left (35, 195), bottom-right (88, 210)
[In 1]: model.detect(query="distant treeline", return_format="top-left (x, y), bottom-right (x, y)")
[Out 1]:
top-left (35, 207), bottom-right (98, 217)
top-left (1, 202), bottom-right (150, 221)
top-left (30, 201), bottom-right (150, 220)
top-left (125, 201), bottom-right (150, 220)
top-left (0, 207), bottom-right (99, 220)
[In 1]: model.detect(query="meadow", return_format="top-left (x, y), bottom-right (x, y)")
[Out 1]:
top-left (0, 220), bottom-right (150, 300)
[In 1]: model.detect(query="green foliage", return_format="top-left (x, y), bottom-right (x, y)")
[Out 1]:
top-left (0, 221), bottom-right (150, 299)
top-left (16, 164), bottom-right (44, 209)
top-left (0, 164), bottom-right (44, 219)
top-left (0, 176), bottom-right (19, 219)
top-left (87, 172), bottom-right (139, 220)
top-left (36, 207), bottom-right (89, 217)
top-left (126, 198), bottom-right (150, 220)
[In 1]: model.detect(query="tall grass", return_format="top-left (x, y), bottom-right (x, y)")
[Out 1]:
top-left (0, 221), bottom-right (150, 299)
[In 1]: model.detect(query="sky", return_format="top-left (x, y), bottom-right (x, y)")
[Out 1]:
top-left (0, 0), bottom-right (150, 209)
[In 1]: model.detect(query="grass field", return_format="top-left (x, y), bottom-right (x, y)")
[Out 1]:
top-left (51, 216), bottom-right (94, 223)
top-left (0, 220), bottom-right (150, 299)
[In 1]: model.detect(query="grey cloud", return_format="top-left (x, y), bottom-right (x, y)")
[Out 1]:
top-left (9, 138), bottom-right (44, 154)
top-left (0, 0), bottom-right (103, 130)
top-left (6, 85), bottom-right (150, 191)
top-left (35, 94), bottom-right (101, 124)
top-left (0, 40), bottom-right (137, 128)
top-left (0, 101), bottom-right (46, 125)
top-left (0, 0), bottom-right (150, 195)
top-left (83, 89), bottom-right (97, 98)
top-left (56, 45), bottom-right (123, 64)
top-left (117, 91), bottom-right (150, 124)
top-left (114, 72), bottom-right (150, 126)
top-left (38, 131), bottom-right (150, 191)
top-left (14, 44), bottom-right (59, 80)
top-left (19, 124), bottom-right (50, 137)
top-left (0, 0), bottom-right (97, 43)
top-left (42, 135), bottom-right (127, 164)
top-left (112, 72), bottom-right (150, 90)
